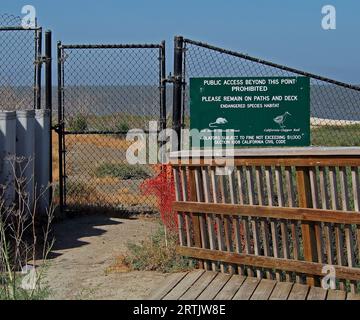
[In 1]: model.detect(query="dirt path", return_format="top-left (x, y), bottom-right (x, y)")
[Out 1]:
top-left (44, 215), bottom-right (169, 300)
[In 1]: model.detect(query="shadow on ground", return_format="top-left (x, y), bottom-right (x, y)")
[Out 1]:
top-left (48, 215), bottom-right (125, 259)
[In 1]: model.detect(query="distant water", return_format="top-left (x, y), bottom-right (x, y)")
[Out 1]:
top-left (1, 85), bottom-right (359, 121)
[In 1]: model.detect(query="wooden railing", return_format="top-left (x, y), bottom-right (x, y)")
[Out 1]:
top-left (171, 147), bottom-right (360, 293)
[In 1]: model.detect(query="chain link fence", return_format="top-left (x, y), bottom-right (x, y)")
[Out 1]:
top-left (0, 14), bottom-right (42, 110)
top-left (181, 39), bottom-right (360, 146)
top-left (58, 43), bottom-right (166, 213)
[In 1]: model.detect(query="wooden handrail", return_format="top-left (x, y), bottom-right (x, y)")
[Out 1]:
top-left (173, 201), bottom-right (360, 225)
top-left (171, 148), bottom-right (360, 290)
top-left (177, 246), bottom-right (360, 281)
top-left (170, 157), bottom-right (360, 167)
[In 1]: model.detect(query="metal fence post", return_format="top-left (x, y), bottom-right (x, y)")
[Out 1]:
top-left (57, 41), bottom-right (64, 213)
top-left (45, 30), bottom-right (53, 205)
top-left (35, 28), bottom-right (42, 109)
top-left (172, 36), bottom-right (184, 151)
top-left (160, 40), bottom-right (166, 132)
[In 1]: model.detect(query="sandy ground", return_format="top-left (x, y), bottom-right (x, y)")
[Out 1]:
top-left (44, 214), bottom-right (169, 300)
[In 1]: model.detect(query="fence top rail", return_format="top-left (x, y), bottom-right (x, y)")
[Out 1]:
top-left (170, 147), bottom-right (360, 160)
top-left (182, 38), bottom-right (360, 92)
top-left (0, 26), bottom-right (41, 31)
top-left (59, 43), bottom-right (163, 49)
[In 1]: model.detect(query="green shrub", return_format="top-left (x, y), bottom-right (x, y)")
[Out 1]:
top-left (115, 122), bottom-right (130, 133)
top-left (95, 163), bottom-right (150, 180)
top-left (68, 114), bottom-right (88, 132)
top-left (122, 225), bottom-right (194, 273)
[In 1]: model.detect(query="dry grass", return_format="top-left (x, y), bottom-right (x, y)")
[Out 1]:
top-left (63, 185), bottom-right (156, 208)
top-left (66, 134), bottom-right (132, 150)
top-left (52, 132), bottom-right (132, 181)
top-left (111, 188), bottom-right (156, 206)
top-left (107, 225), bottom-right (195, 274)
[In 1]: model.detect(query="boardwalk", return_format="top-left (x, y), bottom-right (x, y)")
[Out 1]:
top-left (148, 270), bottom-right (360, 300)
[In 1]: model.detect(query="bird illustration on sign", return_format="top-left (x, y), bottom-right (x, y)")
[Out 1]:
top-left (273, 112), bottom-right (291, 129)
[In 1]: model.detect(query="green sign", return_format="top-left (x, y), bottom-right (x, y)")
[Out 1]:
top-left (190, 76), bottom-right (310, 147)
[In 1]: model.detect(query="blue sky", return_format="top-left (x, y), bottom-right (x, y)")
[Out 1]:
top-left (2, 0), bottom-right (360, 83)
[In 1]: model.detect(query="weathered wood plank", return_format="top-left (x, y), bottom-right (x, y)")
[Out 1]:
top-left (287, 283), bottom-right (309, 300)
top-left (170, 148), bottom-right (360, 158)
top-left (189, 168), bottom-right (203, 268)
top-left (269, 282), bottom-right (293, 300)
top-left (194, 167), bottom-right (210, 271)
top-left (296, 167), bottom-right (318, 286)
top-left (250, 279), bottom-right (277, 300)
top-left (285, 166), bottom-right (301, 283)
top-left (309, 167), bottom-right (324, 264)
top-left (148, 272), bottom-right (188, 300)
top-left (171, 157), bottom-right (360, 167)
top-left (329, 166), bottom-right (345, 291)
top-left (179, 271), bottom-right (218, 300)
top-left (173, 201), bottom-right (360, 225)
top-left (180, 167), bottom-right (192, 247)
top-left (210, 168), bottom-right (226, 273)
top-left (202, 167), bottom-right (217, 272)
top-left (256, 167), bottom-right (272, 279)
top-left (352, 167), bottom-right (360, 282)
top-left (214, 275), bottom-right (246, 300)
top-left (232, 277), bottom-right (260, 300)
top-left (307, 286), bottom-right (327, 300)
top-left (275, 167), bottom-right (291, 282)
top-left (237, 166), bottom-right (253, 277)
top-left (197, 273), bottom-right (231, 300)
top-left (327, 289), bottom-right (346, 300)
top-left (265, 166), bottom-right (281, 281)
top-left (319, 167), bottom-right (335, 265)
top-left (163, 270), bottom-right (205, 300)
top-left (173, 168), bottom-right (186, 246)
top-left (228, 169), bottom-right (243, 275)
top-left (246, 166), bottom-right (262, 279)
top-left (347, 292), bottom-right (360, 300)
top-left (219, 174), bottom-right (235, 274)
top-left (176, 246), bottom-right (360, 281)
top-left (339, 166), bottom-right (356, 293)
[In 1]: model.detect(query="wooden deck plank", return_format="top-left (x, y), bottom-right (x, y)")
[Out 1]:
top-left (347, 292), bottom-right (360, 300)
top-left (179, 271), bottom-right (218, 300)
top-left (250, 279), bottom-right (277, 300)
top-left (197, 273), bottom-right (231, 300)
top-left (163, 270), bottom-right (205, 300)
top-left (307, 286), bottom-right (328, 300)
top-left (150, 270), bottom-right (360, 301)
top-left (327, 289), bottom-right (346, 300)
top-left (287, 283), bottom-right (310, 300)
top-left (148, 272), bottom-right (188, 300)
top-left (232, 277), bottom-right (260, 300)
top-left (214, 275), bottom-right (246, 300)
top-left (269, 282), bottom-right (293, 300)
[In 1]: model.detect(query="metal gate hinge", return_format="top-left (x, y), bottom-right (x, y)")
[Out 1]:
top-left (163, 73), bottom-right (186, 85)
top-left (34, 56), bottom-right (50, 65)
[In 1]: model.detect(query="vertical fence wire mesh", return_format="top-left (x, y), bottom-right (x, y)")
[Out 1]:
top-left (59, 44), bottom-right (164, 213)
top-left (182, 39), bottom-right (360, 146)
top-left (0, 14), bottom-right (40, 110)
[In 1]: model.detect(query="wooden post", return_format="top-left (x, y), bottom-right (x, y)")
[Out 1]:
top-left (189, 167), bottom-right (204, 268)
top-left (296, 167), bottom-right (319, 286)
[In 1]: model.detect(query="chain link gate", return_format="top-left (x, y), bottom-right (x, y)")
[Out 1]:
top-left (171, 37), bottom-right (360, 147)
top-left (0, 13), bottom-right (43, 110)
top-left (57, 42), bottom-right (166, 214)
